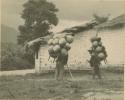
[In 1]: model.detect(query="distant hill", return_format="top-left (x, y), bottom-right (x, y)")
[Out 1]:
top-left (1, 24), bottom-right (19, 43)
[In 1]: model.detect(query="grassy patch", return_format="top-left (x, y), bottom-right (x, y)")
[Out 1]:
top-left (0, 71), bottom-right (123, 100)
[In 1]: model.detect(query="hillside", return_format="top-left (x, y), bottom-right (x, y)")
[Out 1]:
top-left (1, 24), bottom-right (19, 43)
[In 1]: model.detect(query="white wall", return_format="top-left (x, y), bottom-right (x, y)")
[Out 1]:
top-left (35, 29), bottom-right (125, 72)
top-left (69, 29), bottom-right (125, 65)
top-left (35, 45), bottom-right (56, 73)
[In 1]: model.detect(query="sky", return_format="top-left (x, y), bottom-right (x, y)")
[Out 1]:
top-left (1, 0), bottom-right (125, 32)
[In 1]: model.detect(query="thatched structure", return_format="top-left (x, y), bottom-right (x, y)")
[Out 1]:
top-left (26, 35), bottom-right (51, 47)
top-left (25, 33), bottom-right (74, 49)
top-left (95, 14), bottom-right (125, 29)
top-left (61, 20), bottom-right (97, 33)
top-left (26, 14), bottom-right (125, 49)
top-left (24, 35), bottom-right (51, 55)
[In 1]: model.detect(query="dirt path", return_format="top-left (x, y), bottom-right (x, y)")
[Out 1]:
top-left (0, 69), bottom-right (35, 76)
top-left (50, 90), bottom-right (123, 100)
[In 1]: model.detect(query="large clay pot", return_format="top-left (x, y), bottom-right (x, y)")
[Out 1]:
top-left (61, 48), bottom-right (68, 56)
top-left (95, 46), bottom-right (103, 52)
top-left (92, 41), bottom-right (98, 47)
top-left (53, 45), bottom-right (61, 53)
top-left (64, 43), bottom-right (71, 51)
top-left (90, 36), bottom-right (101, 42)
top-left (98, 52), bottom-right (105, 59)
top-left (59, 38), bottom-right (67, 46)
top-left (66, 35), bottom-right (74, 44)
top-left (48, 45), bottom-right (54, 54)
top-left (48, 39), bottom-right (53, 45)
top-left (52, 38), bottom-right (59, 45)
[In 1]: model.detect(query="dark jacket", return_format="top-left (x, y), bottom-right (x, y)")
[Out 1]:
top-left (90, 55), bottom-right (100, 67)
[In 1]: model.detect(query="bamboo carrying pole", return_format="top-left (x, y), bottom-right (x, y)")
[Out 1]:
top-left (48, 56), bottom-right (74, 80)
top-left (66, 64), bottom-right (74, 79)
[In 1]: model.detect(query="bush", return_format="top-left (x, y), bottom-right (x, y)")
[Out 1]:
top-left (1, 43), bottom-right (34, 71)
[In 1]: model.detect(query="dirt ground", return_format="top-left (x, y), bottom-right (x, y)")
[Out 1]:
top-left (0, 70), bottom-right (124, 100)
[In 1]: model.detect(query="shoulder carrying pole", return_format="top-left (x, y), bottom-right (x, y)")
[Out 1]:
top-left (66, 64), bottom-right (74, 79)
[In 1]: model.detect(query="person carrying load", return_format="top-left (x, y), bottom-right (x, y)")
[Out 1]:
top-left (48, 33), bottom-right (74, 81)
top-left (88, 36), bottom-right (108, 79)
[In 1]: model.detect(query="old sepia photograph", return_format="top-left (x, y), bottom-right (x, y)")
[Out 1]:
top-left (0, 0), bottom-right (125, 99)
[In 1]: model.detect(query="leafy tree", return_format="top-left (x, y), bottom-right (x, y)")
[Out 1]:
top-left (18, 0), bottom-right (58, 45)
top-left (1, 43), bottom-right (33, 71)
top-left (17, 0), bottom-right (58, 67)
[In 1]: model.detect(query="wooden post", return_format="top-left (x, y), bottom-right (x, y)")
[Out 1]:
top-left (35, 52), bottom-right (40, 73)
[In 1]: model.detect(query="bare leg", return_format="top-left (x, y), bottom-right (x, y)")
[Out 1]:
top-left (55, 68), bottom-right (58, 80)
top-left (97, 68), bottom-right (101, 79)
top-left (96, 65), bottom-right (101, 79)
top-left (92, 67), bottom-right (96, 79)
top-left (55, 62), bottom-right (59, 80)
top-left (58, 64), bottom-right (64, 81)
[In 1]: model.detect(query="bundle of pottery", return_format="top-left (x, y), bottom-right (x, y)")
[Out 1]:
top-left (88, 36), bottom-right (107, 61)
top-left (48, 33), bottom-right (74, 59)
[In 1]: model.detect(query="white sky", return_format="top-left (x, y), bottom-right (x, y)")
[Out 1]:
top-left (1, 0), bottom-right (125, 32)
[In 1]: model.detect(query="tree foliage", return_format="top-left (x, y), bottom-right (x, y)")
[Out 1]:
top-left (1, 43), bottom-right (33, 71)
top-left (18, 0), bottom-right (58, 45)
top-left (17, 0), bottom-right (58, 67)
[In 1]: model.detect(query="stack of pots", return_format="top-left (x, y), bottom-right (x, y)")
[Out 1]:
top-left (48, 33), bottom-right (74, 59)
top-left (89, 36), bottom-right (107, 61)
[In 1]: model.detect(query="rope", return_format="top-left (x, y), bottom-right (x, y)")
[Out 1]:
top-left (96, 28), bottom-right (100, 37)
top-left (66, 64), bottom-right (74, 80)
